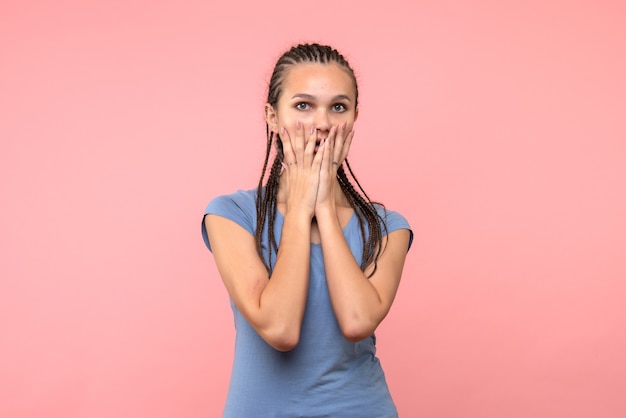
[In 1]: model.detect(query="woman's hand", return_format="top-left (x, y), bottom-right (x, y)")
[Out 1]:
top-left (315, 122), bottom-right (354, 213)
top-left (280, 121), bottom-right (325, 218)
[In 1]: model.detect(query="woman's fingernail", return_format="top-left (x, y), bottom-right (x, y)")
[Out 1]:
top-left (310, 126), bottom-right (315, 134)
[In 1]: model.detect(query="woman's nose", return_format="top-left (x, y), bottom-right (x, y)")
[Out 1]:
top-left (313, 109), bottom-right (331, 132)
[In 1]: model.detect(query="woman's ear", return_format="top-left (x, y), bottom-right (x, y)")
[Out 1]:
top-left (265, 103), bottom-right (279, 133)
top-left (354, 107), bottom-right (359, 123)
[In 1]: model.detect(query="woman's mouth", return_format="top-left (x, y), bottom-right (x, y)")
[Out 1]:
top-left (314, 138), bottom-right (326, 153)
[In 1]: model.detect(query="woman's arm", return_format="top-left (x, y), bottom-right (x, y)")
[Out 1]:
top-left (206, 122), bottom-right (323, 352)
top-left (205, 210), bottom-right (312, 352)
top-left (315, 207), bottom-right (411, 342)
top-left (313, 123), bottom-right (411, 341)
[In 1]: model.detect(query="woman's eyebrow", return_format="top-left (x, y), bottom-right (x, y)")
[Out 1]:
top-left (291, 93), bottom-right (352, 102)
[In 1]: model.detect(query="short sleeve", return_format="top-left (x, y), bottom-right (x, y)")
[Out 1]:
top-left (378, 206), bottom-right (413, 252)
top-left (201, 189), bottom-right (257, 252)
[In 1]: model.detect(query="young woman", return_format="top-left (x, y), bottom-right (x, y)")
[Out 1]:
top-left (202, 43), bottom-right (413, 417)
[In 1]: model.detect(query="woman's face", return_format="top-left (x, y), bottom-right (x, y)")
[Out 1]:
top-left (266, 62), bottom-right (358, 151)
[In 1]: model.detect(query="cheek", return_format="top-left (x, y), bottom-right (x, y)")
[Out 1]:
top-left (337, 116), bottom-right (355, 132)
top-left (283, 114), bottom-right (310, 128)
top-left (277, 115), bottom-right (308, 137)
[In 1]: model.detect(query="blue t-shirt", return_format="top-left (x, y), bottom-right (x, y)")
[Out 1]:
top-left (202, 188), bottom-right (413, 418)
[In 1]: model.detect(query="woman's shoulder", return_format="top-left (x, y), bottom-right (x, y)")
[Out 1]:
top-left (372, 203), bottom-right (413, 249)
top-left (372, 203), bottom-right (408, 224)
top-left (201, 188), bottom-right (259, 250)
top-left (206, 188), bottom-right (258, 213)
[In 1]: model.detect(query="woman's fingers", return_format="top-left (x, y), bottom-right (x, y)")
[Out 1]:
top-left (282, 121), bottom-right (353, 175)
top-left (317, 126), bottom-right (335, 167)
top-left (333, 122), bottom-right (353, 166)
top-left (303, 124), bottom-right (317, 166)
top-left (319, 123), bottom-right (353, 173)
top-left (292, 121), bottom-right (304, 158)
top-left (280, 126), bottom-right (297, 166)
top-left (281, 121), bottom-right (319, 167)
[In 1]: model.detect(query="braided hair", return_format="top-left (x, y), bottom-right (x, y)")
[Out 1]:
top-left (256, 43), bottom-right (387, 276)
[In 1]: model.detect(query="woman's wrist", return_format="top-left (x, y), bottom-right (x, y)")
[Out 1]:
top-left (314, 205), bottom-right (341, 230)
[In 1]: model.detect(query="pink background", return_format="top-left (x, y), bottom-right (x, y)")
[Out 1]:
top-left (2, 1), bottom-right (625, 417)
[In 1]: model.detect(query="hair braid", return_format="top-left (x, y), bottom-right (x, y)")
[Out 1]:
top-left (256, 130), bottom-right (283, 272)
top-left (337, 161), bottom-right (387, 277)
top-left (255, 127), bottom-right (273, 255)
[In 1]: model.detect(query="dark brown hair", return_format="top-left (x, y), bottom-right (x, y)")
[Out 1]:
top-left (256, 43), bottom-right (386, 276)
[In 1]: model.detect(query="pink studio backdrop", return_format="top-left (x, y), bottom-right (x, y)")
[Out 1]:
top-left (1, 1), bottom-right (625, 417)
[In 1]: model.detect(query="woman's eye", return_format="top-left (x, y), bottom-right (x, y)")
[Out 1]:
top-left (332, 104), bottom-right (347, 112)
top-left (295, 102), bottom-right (310, 110)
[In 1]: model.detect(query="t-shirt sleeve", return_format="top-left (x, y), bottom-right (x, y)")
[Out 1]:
top-left (379, 207), bottom-right (414, 252)
top-left (201, 190), bottom-right (256, 252)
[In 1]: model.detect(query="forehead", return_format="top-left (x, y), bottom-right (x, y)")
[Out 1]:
top-left (281, 62), bottom-right (356, 98)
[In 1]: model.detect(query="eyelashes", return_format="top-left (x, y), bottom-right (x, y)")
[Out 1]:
top-left (294, 102), bottom-right (348, 112)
